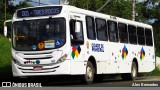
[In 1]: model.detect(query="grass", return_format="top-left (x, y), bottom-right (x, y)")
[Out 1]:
top-left (149, 66), bottom-right (160, 76)
top-left (0, 35), bottom-right (12, 81)
top-left (140, 67), bottom-right (160, 77)
top-left (0, 35), bottom-right (11, 68)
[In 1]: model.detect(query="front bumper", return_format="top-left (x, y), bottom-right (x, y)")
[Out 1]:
top-left (12, 60), bottom-right (70, 77)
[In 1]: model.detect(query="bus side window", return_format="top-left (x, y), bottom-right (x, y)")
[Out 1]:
top-left (86, 16), bottom-right (96, 40)
top-left (118, 23), bottom-right (128, 43)
top-left (70, 19), bottom-right (84, 45)
top-left (128, 25), bottom-right (137, 44)
top-left (108, 20), bottom-right (118, 42)
top-left (95, 18), bottom-right (108, 41)
top-left (137, 27), bottom-right (145, 45)
top-left (145, 28), bottom-right (153, 46)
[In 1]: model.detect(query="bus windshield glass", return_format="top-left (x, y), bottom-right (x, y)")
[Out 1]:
top-left (12, 18), bottom-right (66, 51)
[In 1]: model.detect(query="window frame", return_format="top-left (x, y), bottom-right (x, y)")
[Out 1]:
top-left (70, 19), bottom-right (84, 45)
top-left (128, 24), bottom-right (137, 44)
top-left (107, 20), bottom-right (119, 42)
top-left (118, 22), bottom-right (128, 43)
top-left (137, 26), bottom-right (145, 45)
top-left (145, 28), bottom-right (153, 46)
top-left (95, 18), bottom-right (108, 41)
top-left (86, 16), bottom-right (96, 40)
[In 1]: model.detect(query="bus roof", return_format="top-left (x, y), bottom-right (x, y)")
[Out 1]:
top-left (16, 5), bottom-right (152, 29)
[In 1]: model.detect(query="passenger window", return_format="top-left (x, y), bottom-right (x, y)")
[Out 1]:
top-left (128, 25), bottom-right (137, 44)
top-left (118, 23), bottom-right (128, 43)
top-left (137, 27), bottom-right (145, 45)
top-left (86, 16), bottom-right (96, 40)
top-left (108, 20), bottom-right (118, 42)
top-left (96, 18), bottom-right (108, 41)
top-left (70, 19), bottom-right (84, 45)
top-left (145, 28), bottom-right (153, 46)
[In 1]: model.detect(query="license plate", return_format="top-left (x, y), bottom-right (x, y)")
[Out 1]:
top-left (33, 66), bottom-right (42, 71)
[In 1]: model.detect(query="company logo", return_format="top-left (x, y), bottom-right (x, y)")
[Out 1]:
top-left (2, 82), bottom-right (42, 87)
top-left (72, 45), bottom-right (81, 59)
top-left (24, 60), bottom-right (40, 65)
top-left (140, 47), bottom-right (145, 60)
top-left (92, 43), bottom-right (104, 52)
top-left (122, 45), bottom-right (128, 59)
top-left (2, 82), bottom-right (11, 87)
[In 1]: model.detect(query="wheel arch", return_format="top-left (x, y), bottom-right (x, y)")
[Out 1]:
top-left (88, 56), bottom-right (97, 74)
top-left (132, 58), bottom-right (138, 73)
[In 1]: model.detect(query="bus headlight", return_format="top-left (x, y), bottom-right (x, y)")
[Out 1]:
top-left (57, 54), bottom-right (68, 63)
top-left (12, 57), bottom-right (21, 66)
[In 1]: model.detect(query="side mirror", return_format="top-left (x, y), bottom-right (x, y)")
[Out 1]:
top-left (4, 26), bottom-right (7, 37)
top-left (75, 21), bottom-right (81, 33)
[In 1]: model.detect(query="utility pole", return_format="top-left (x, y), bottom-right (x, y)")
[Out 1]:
top-left (132, 0), bottom-right (136, 21)
top-left (39, 0), bottom-right (40, 6)
top-left (4, 0), bottom-right (6, 21)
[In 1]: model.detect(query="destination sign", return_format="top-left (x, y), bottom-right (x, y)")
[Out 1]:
top-left (17, 6), bottom-right (62, 18)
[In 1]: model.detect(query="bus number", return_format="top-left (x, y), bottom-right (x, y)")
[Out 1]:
top-left (22, 11), bottom-right (29, 17)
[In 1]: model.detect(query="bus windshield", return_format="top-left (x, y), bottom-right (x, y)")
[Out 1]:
top-left (12, 18), bottom-right (66, 51)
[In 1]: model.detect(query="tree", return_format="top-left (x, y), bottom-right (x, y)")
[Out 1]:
top-left (0, 0), bottom-right (31, 34)
top-left (141, 0), bottom-right (160, 56)
top-left (69, 0), bottom-right (133, 20)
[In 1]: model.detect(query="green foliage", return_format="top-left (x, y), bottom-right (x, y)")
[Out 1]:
top-left (69, 0), bottom-right (150, 21)
top-left (0, 35), bottom-right (11, 68)
top-left (0, 35), bottom-right (12, 80)
top-left (141, 67), bottom-right (160, 76)
top-left (153, 21), bottom-right (160, 57)
top-left (0, 0), bottom-right (31, 34)
top-left (69, 0), bottom-right (97, 11)
top-left (15, 0), bottom-right (32, 9)
top-left (103, 0), bottom-right (132, 20)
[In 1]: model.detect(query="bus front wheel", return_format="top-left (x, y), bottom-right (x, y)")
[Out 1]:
top-left (83, 61), bottom-right (95, 84)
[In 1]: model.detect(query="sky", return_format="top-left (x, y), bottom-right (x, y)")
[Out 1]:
top-left (12, 0), bottom-right (60, 6)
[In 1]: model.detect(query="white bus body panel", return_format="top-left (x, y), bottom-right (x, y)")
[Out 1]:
top-left (11, 5), bottom-right (155, 77)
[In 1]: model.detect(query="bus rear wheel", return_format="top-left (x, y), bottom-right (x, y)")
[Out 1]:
top-left (121, 62), bottom-right (137, 80)
top-left (83, 61), bottom-right (95, 84)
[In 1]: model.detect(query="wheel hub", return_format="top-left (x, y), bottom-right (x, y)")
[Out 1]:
top-left (132, 66), bottom-right (136, 77)
top-left (87, 67), bottom-right (93, 80)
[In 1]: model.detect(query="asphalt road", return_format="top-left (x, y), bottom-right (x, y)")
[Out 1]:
top-left (44, 76), bottom-right (160, 87)
top-left (1, 76), bottom-right (160, 90)
top-left (1, 75), bottom-right (160, 87)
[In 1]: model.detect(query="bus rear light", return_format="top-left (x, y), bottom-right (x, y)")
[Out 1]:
top-left (57, 54), bottom-right (68, 63)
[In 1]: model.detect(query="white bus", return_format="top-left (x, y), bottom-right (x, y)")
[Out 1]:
top-left (9, 5), bottom-right (155, 84)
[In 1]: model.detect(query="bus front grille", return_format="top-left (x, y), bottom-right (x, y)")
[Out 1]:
top-left (21, 52), bottom-right (53, 60)
top-left (24, 57), bottom-right (52, 60)
top-left (18, 65), bottom-right (59, 73)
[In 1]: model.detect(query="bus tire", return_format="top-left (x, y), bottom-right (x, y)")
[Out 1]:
top-left (121, 62), bottom-right (137, 80)
top-left (130, 62), bottom-right (138, 80)
top-left (83, 61), bottom-right (95, 84)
